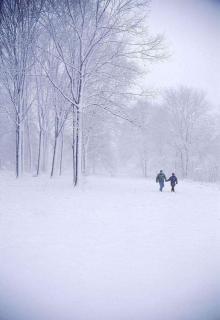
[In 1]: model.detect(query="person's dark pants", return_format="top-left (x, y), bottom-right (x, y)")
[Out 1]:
top-left (159, 181), bottom-right (164, 192)
top-left (171, 184), bottom-right (175, 192)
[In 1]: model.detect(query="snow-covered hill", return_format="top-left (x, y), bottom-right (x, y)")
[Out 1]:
top-left (0, 174), bottom-right (220, 320)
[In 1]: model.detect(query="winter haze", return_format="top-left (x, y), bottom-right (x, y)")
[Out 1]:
top-left (148, 0), bottom-right (220, 107)
top-left (0, 0), bottom-right (220, 320)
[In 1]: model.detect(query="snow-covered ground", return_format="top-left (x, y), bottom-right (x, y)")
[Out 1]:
top-left (0, 173), bottom-right (220, 320)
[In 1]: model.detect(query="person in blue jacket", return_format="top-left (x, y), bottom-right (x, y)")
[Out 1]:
top-left (156, 170), bottom-right (167, 192)
top-left (167, 173), bottom-right (178, 192)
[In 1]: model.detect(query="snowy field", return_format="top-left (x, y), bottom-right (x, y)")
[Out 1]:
top-left (0, 173), bottom-right (220, 320)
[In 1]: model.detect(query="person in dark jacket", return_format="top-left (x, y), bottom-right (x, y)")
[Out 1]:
top-left (167, 173), bottom-right (178, 192)
top-left (156, 170), bottom-right (167, 192)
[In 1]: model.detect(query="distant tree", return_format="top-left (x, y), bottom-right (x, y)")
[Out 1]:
top-left (164, 87), bottom-right (207, 178)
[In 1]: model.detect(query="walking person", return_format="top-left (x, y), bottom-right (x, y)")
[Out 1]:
top-left (167, 173), bottom-right (178, 192)
top-left (156, 170), bottom-right (167, 192)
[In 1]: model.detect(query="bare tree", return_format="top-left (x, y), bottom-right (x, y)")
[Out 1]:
top-left (50, 89), bottom-right (71, 177)
top-left (164, 87), bottom-right (207, 178)
top-left (37, 0), bottom-right (164, 186)
top-left (0, 0), bottom-right (45, 177)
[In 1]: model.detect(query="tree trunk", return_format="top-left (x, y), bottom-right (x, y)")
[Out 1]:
top-left (185, 148), bottom-right (189, 178)
top-left (72, 105), bottom-right (76, 185)
top-left (50, 116), bottom-right (59, 177)
top-left (81, 141), bottom-right (86, 175)
top-left (36, 130), bottom-right (42, 176)
top-left (15, 118), bottom-right (20, 178)
top-left (59, 130), bottom-right (64, 176)
top-left (180, 150), bottom-right (185, 178)
top-left (20, 128), bottom-right (24, 174)
top-left (74, 107), bottom-right (81, 187)
top-left (26, 117), bottom-right (32, 172)
top-left (42, 132), bottom-right (48, 172)
top-left (50, 135), bottom-right (58, 177)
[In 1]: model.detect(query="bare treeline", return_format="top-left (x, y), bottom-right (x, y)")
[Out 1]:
top-left (118, 87), bottom-right (220, 182)
top-left (1, 1), bottom-right (218, 184)
top-left (0, 0), bottom-right (165, 184)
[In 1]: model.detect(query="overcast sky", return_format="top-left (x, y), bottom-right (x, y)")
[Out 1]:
top-left (145, 0), bottom-right (220, 107)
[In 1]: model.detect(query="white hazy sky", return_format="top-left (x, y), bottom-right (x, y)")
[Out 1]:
top-left (145, 0), bottom-right (220, 107)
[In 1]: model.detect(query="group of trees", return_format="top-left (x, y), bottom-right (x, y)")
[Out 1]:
top-left (0, 0), bottom-right (164, 185)
top-left (117, 87), bottom-right (220, 182)
top-left (0, 0), bottom-right (219, 183)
